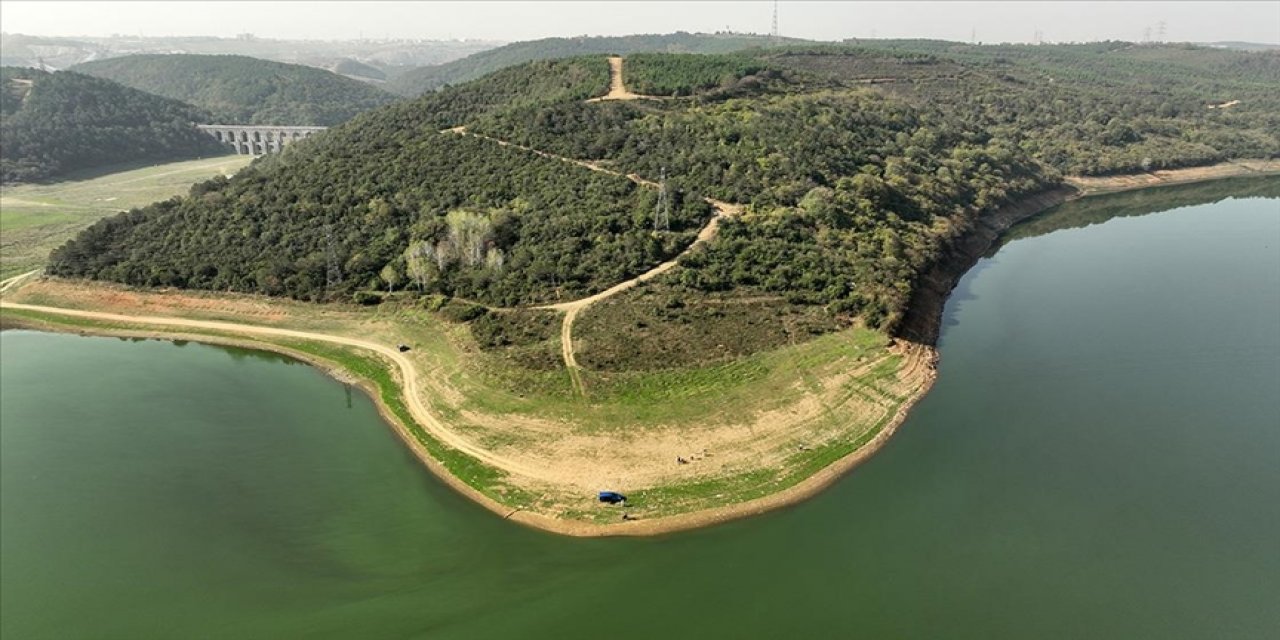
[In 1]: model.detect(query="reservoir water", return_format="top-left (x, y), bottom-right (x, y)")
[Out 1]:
top-left (3, 179), bottom-right (1278, 638)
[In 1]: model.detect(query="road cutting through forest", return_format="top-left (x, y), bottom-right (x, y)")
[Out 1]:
top-left (443, 121), bottom-right (744, 395)
top-left (586, 55), bottom-right (659, 102)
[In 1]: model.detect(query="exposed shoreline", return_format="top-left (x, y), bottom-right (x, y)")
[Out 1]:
top-left (895, 186), bottom-right (1079, 345)
top-left (3, 160), bottom-right (1275, 537)
top-left (896, 158), bottom-right (1280, 345)
top-left (1065, 158), bottom-right (1280, 196)
top-left (0, 304), bottom-right (936, 537)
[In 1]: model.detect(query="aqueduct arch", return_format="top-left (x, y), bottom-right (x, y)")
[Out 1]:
top-left (196, 124), bottom-right (328, 155)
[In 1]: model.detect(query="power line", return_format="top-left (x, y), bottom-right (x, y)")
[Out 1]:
top-left (654, 167), bottom-right (670, 232)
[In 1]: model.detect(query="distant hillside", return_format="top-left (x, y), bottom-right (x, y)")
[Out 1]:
top-left (1, 67), bottom-right (223, 184)
top-left (0, 33), bottom-right (499, 77)
top-left (332, 58), bottom-right (386, 82)
top-left (0, 33), bottom-right (101, 70)
top-left (386, 32), bottom-right (807, 96)
top-left (1202, 41), bottom-right (1280, 52)
top-left (73, 54), bottom-right (398, 125)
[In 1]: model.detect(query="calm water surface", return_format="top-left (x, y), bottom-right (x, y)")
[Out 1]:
top-left (3, 179), bottom-right (1278, 638)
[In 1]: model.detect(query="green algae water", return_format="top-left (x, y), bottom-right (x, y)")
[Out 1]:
top-left (3, 178), bottom-right (1278, 639)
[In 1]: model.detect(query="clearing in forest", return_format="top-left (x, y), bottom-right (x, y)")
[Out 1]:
top-left (586, 56), bottom-right (659, 102)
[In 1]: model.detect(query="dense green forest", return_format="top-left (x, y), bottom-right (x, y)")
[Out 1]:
top-left (50, 42), bottom-right (1280, 357)
top-left (479, 43), bottom-right (1279, 177)
top-left (414, 57), bottom-right (610, 130)
top-left (624, 52), bottom-right (771, 96)
top-left (73, 54), bottom-right (397, 125)
top-left (773, 42), bottom-right (1280, 175)
top-left (386, 32), bottom-right (805, 96)
top-left (1, 67), bottom-right (224, 184)
top-left (48, 62), bottom-right (707, 304)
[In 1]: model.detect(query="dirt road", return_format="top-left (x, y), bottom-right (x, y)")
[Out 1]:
top-left (541, 199), bottom-right (741, 395)
top-left (586, 56), bottom-right (653, 102)
top-left (0, 297), bottom-right (557, 484)
top-left (442, 128), bottom-right (746, 387)
top-left (0, 270), bottom-right (39, 293)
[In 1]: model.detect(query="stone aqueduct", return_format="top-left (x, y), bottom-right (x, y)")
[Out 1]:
top-left (196, 124), bottom-right (327, 155)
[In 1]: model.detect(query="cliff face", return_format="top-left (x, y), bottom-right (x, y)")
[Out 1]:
top-left (895, 186), bottom-right (1079, 345)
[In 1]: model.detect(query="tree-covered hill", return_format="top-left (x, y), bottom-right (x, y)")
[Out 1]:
top-left (72, 54), bottom-right (398, 125)
top-left (48, 43), bottom-right (1280, 342)
top-left (766, 42), bottom-right (1280, 175)
top-left (413, 57), bottom-right (610, 130)
top-left (623, 52), bottom-right (772, 96)
top-left (386, 32), bottom-right (806, 96)
top-left (1, 67), bottom-right (224, 184)
top-left (49, 57), bottom-right (704, 305)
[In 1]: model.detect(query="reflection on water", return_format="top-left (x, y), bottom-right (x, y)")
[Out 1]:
top-left (996, 175), bottom-right (1280, 251)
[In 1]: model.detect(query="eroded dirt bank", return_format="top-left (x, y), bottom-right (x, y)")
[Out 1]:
top-left (895, 186), bottom-right (1079, 345)
top-left (896, 158), bottom-right (1280, 346)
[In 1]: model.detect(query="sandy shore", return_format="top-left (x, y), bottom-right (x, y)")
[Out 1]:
top-left (3, 159), bottom-right (1275, 537)
top-left (1066, 158), bottom-right (1280, 195)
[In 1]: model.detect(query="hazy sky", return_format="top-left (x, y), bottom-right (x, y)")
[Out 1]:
top-left (3, 1), bottom-right (1278, 45)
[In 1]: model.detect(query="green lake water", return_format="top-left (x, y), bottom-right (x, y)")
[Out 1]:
top-left (2, 178), bottom-right (1278, 638)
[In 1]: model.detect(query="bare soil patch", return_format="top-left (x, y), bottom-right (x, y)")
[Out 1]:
top-left (586, 56), bottom-right (660, 102)
top-left (1066, 159), bottom-right (1280, 195)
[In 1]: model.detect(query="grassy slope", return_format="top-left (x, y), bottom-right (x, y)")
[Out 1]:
top-left (0, 155), bottom-right (254, 278)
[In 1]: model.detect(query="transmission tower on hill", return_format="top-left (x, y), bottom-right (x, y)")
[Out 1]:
top-left (771, 0), bottom-right (780, 41)
top-left (654, 167), bottom-right (670, 232)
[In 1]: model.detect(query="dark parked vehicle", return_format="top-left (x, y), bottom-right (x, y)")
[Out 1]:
top-left (597, 491), bottom-right (627, 504)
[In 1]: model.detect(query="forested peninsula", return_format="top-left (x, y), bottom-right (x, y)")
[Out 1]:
top-left (21, 41), bottom-right (1280, 532)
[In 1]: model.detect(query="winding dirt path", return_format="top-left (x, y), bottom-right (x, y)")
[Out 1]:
top-left (442, 126), bottom-right (619, 177)
top-left (0, 297), bottom-right (557, 484)
top-left (559, 306), bottom-right (585, 395)
top-left (534, 199), bottom-right (740, 314)
top-left (442, 127), bottom-right (745, 390)
top-left (0, 270), bottom-right (39, 293)
top-left (538, 198), bottom-right (739, 395)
